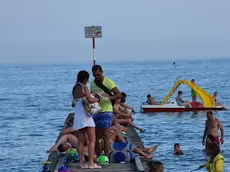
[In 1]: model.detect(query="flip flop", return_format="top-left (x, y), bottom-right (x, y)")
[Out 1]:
top-left (89, 164), bottom-right (102, 169)
top-left (80, 163), bottom-right (89, 169)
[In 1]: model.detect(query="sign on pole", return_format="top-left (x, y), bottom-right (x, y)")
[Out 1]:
top-left (84, 26), bottom-right (102, 65)
top-left (85, 26), bottom-right (102, 38)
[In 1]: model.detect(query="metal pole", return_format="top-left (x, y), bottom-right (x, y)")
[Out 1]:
top-left (93, 37), bottom-right (96, 65)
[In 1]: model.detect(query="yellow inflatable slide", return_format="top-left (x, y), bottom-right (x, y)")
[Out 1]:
top-left (161, 79), bottom-right (215, 108)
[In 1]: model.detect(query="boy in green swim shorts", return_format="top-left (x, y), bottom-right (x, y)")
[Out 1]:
top-left (191, 79), bottom-right (197, 102)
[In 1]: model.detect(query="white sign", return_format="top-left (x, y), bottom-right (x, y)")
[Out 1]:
top-left (85, 26), bottom-right (102, 38)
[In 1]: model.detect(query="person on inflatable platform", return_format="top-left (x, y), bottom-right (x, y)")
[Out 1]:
top-left (176, 91), bottom-right (192, 108)
top-left (191, 79), bottom-right (197, 102)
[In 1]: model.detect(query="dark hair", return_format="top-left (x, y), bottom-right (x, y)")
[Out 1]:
top-left (121, 92), bottom-right (127, 98)
top-left (147, 94), bottom-right (151, 98)
top-left (72, 70), bottom-right (89, 96)
top-left (174, 143), bottom-right (180, 148)
top-left (206, 111), bottom-right (213, 115)
top-left (58, 144), bottom-right (65, 152)
top-left (121, 97), bottom-right (126, 103)
top-left (77, 70), bottom-right (89, 83)
top-left (178, 91), bottom-right (183, 94)
top-left (208, 142), bottom-right (220, 163)
top-left (214, 91), bottom-right (218, 94)
top-left (207, 134), bottom-right (215, 142)
top-left (92, 65), bottom-right (103, 72)
top-left (146, 160), bottom-right (164, 172)
top-left (191, 79), bottom-right (195, 82)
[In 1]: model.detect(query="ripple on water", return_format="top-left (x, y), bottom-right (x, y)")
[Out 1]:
top-left (1, 60), bottom-right (230, 171)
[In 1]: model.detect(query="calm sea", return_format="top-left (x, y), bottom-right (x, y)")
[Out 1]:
top-left (1, 59), bottom-right (230, 172)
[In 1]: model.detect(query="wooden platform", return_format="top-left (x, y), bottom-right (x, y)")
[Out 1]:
top-left (44, 113), bottom-right (147, 172)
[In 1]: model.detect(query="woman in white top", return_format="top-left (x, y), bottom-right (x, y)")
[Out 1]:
top-left (72, 70), bottom-right (101, 169)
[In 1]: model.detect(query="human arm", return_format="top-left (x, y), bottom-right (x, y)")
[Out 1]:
top-left (62, 127), bottom-right (75, 135)
top-left (218, 120), bottom-right (224, 144)
top-left (113, 106), bottom-right (130, 118)
top-left (108, 87), bottom-right (121, 100)
top-left (202, 120), bottom-right (208, 145)
top-left (104, 78), bottom-right (121, 100)
top-left (84, 86), bottom-right (99, 103)
top-left (121, 103), bottom-right (135, 114)
top-left (178, 96), bottom-right (185, 103)
top-left (179, 150), bottom-right (184, 155)
top-left (198, 164), bottom-right (206, 169)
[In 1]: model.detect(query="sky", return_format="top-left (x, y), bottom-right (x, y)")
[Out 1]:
top-left (0, 0), bottom-right (230, 64)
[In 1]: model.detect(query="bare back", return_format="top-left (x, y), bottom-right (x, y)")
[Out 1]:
top-left (149, 98), bottom-right (157, 105)
top-left (73, 84), bottom-right (84, 99)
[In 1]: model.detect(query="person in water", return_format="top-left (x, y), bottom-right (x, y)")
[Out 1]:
top-left (176, 91), bottom-right (192, 108)
top-left (144, 94), bottom-right (158, 105)
top-left (173, 143), bottom-right (184, 155)
top-left (191, 79), bottom-right (197, 102)
top-left (199, 142), bottom-right (224, 172)
top-left (202, 111), bottom-right (224, 151)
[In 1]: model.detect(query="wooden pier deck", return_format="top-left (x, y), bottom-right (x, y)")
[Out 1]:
top-left (45, 113), bottom-right (147, 172)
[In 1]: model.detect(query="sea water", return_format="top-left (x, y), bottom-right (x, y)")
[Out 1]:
top-left (1, 59), bottom-right (230, 172)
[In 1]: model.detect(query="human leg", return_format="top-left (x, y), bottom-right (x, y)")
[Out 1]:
top-left (117, 119), bottom-right (145, 132)
top-left (110, 130), bottom-right (127, 143)
top-left (132, 146), bottom-right (154, 159)
top-left (141, 145), bottom-right (158, 154)
top-left (47, 134), bottom-right (75, 152)
top-left (95, 128), bottom-right (103, 157)
top-left (77, 128), bottom-right (87, 167)
top-left (102, 128), bottom-right (111, 157)
top-left (86, 127), bottom-right (101, 168)
top-left (93, 112), bottom-right (113, 157)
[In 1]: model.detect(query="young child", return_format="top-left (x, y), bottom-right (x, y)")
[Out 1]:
top-left (173, 143), bottom-right (184, 155)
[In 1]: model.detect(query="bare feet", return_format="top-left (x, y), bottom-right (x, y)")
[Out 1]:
top-left (80, 163), bottom-right (89, 169)
top-left (144, 153), bottom-right (154, 159)
top-left (46, 148), bottom-right (58, 153)
top-left (89, 164), bottom-right (102, 169)
top-left (147, 145), bottom-right (158, 154)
